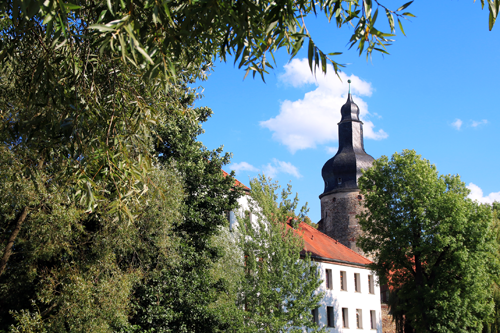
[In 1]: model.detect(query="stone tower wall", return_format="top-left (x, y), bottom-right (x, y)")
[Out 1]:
top-left (319, 190), bottom-right (365, 254)
top-left (381, 304), bottom-right (396, 333)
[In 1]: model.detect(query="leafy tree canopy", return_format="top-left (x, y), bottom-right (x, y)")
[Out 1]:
top-left (484, 202), bottom-right (500, 333)
top-left (237, 175), bottom-right (323, 332)
top-left (2, 0), bottom-right (497, 220)
top-left (358, 149), bottom-right (500, 333)
top-left (126, 86), bottom-right (243, 333)
top-left (2, 0), bottom-right (419, 83)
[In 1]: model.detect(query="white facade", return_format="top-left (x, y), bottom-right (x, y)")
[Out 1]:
top-left (229, 192), bottom-right (259, 230)
top-left (231, 187), bottom-right (382, 333)
top-left (314, 261), bottom-right (382, 332)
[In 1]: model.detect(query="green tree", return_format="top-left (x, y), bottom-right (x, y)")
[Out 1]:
top-left (358, 150), bottom-right (499, 333)
top-left (0, 5), bottom-right (245, 330)
top-left (0, 77), bottom-right (244, 332)
top-left (484, 202), bottom-right (500, 333)
top-left (0, 0), bottom-right (420, 226)
top-left (0, 9), bottom-right (193, 326)
top-left (125, 86), bottom-right (243, 333)
top-left (2, 0), bottom-right (419, 84)
top-left (0, 143), bottom-right (184, 331)
top-left (237, 175), bottom-right (323, 332)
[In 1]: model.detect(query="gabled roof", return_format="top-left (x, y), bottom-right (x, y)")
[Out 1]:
top-left (227, 173), bottom-right (368, 266)
top-left (290, 222), bottom-right (372, 267)
top-left (222, 169), bottom-right (250, 192)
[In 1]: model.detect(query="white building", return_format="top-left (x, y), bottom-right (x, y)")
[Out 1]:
top-left (229, 184), bottom-right (382, 332)
top-left (291, 222), bottom-right (382, 332)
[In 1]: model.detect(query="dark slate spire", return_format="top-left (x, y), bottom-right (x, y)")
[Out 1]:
top-left (321, 84), bottom-right (374, 195)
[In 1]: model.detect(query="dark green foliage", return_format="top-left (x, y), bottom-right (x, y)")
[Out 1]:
top-left (1, 0), bottom-right (418, 88)
top-left (0, 144), bottom-right (184, 332)
top-left (0, 8), bottom-right (172, 222)
top-left (126, 87), bottom-right (243, 332)
top-left (358, 150), bottom-right (499, 333)
top-left (484, 202), bottom-right (500, 333)
top-left (0, 3), bottom-right (245, 329)
top-left (0, 6), bottom-right (191, 328)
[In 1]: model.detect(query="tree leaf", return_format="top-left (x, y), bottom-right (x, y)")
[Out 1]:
top-left (398, 19), bottom-right (406, 36)
top-left (396, 1), bottom-right (413, 12)
top-left (308, 39), bottom-right (314, 72)
top-left (64, 3), bottom-right (81, 10)
top-left (88, 24), bottom-right (116, 32)
top-left (385, 9), bottom-right (395, 33)
top-left (107, 0), bottom-right (114, 15)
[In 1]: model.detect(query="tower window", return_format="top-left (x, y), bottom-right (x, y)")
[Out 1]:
top-left (358, 194), bottom-right (363, 200)
top-left (332, 197), bottom-right (336, 203)
top-left (338, 177), bottom-right (342, 184)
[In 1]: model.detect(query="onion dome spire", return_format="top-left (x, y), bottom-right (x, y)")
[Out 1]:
top-left (320, 82), bottom-right (374, 195)
top-left (340, 80), bottom-right (360, 122)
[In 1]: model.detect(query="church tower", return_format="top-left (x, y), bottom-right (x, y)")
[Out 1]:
top-left (318, 82), bottom-right (374, 254)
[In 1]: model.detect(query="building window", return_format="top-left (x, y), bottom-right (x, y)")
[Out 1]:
top-left (245, 211), bottom-right (253, 223)
top-left (356, 309), bottom-right (363, 329)
top-left (327, 306), bottom-right (335, 327)
top-left (370, 310), bottom-right (376, 329)
top-left (354, 273), bottom-right (361, 292)
top-left (325, 269), bottom-right (333, 290)
top-left (311, 308), bottom-right (319, 324)
top-left (340, 271), bottom-right (347, 291)
top-left (357, 194), bottom-right (363, 200)
top-left (368, 275), bottom-right (375, 294)
top-left (342, 308), bottom-right (349, 328)
top-left (338, 177), bottom-right (342, 184)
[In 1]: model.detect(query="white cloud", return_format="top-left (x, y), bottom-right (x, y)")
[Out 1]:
top-left (229, 159), bottom-right (302, 179)
top-left (451, 118), bottom-right (463, 130)
top-left (467, 183), bottom-right (500, 204)
top-left (262, 158), bottom-right (302, 179)
top-left (229, 161), bottom-right (259, 174)
top-left (260, 58), bottom-right (387, 153)
top-left (325, 146), bottom-right (338, 155)
top-left (471, 119), bottom-right (488, 127)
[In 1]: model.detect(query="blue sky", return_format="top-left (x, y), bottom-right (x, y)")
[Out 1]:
top-left (197, 1), bottom-right (500, 222)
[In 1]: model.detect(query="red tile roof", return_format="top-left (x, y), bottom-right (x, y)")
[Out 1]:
top-left (222, 169), bottom-right (250, 192)
top-left (222, 171), bottom-right (368, 266)
top-left (289, 222), bottom-right (372, 266)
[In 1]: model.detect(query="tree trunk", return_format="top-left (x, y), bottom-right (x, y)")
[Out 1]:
top-left (0, 207), bottom-right (29, 277)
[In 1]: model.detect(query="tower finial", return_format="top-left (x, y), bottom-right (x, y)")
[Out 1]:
top-left (348, 79), bottom-right (351, 94)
